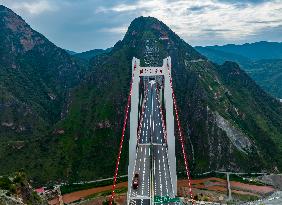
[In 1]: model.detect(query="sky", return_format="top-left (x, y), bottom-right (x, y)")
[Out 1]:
top-left (1, 0), bottom-right (282, 52)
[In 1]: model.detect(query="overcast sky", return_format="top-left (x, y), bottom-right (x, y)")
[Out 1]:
top-left (1, 0), bottom-right (282, 52)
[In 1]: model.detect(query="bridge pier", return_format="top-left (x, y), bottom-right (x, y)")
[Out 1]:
top-left (227, 172), bottom-right (232, 201)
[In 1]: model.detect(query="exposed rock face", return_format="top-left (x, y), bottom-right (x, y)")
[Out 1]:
top-left (1, 5), bottom-right (40, 61)
top-left (0, 10), bottom-right (282, 184)
top-left (0, 5), bottom-right (83, 139)
top-left (0, 194), bottom-right (24, 205)
top-left (0, 5), bottom-right (85, 183)
top-left (0, 172), bottom-right (47, 205)
top-left (214, 112), bottom-right (252, 154)
top-left (46, 16), bottom-right (281, 181)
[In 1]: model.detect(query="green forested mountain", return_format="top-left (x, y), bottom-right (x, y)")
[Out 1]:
top-left (246, 59), bottom-right (282, 99)
top-left (194, 46), bottom-right (252, 65)
top-left (0, 7), bottom-right (282, 186)
top-left (196, 41), bottom-right (282, 61)
top-left (66, 50), bottom-right (77, 55)
top-left (195, 43), bottom-right (282, 98)
top-left (73, 48), bottom-right (112, 61)
top-left (54, 17), bottom-right (282, 181)
top-left (0, 5), bottom-right (84, 141)
top-left (0, 5), bottom-right (85, 182)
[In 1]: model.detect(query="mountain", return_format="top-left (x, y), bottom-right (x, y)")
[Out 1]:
top-left (195, 42), bottom-right (282, 98)
top-left (0, 5), bottom-right (85, 179)
top-left (74, 48), bottom-right (112, 61)
top-left (196, 41), bottom-right (282, 61)
top-left (65, 49), bottom-right (77, 55)
top-left (31, 17), bottom-right (282, 182)
top-left (1, 9), bottom-right (282, 185)
top-left (246, 59), bottom-right (282, 99)
top-left (194, 46), bottom-right (252, 65)
top-left (0, 5), bottom-right (85, 140)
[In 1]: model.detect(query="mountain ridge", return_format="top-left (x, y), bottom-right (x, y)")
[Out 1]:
top-left (196, 41), bottom-right (282, 60)
top-left (195, 42), bottom-right (282, 98)
top-left (73, 48), bottom-right (112, 61)
top-left (0, 5), bottom-right (85, 178)
top-left (45, 16), bottom-right (282, 181)
top-left (0, 10), bottom-right (281, 185)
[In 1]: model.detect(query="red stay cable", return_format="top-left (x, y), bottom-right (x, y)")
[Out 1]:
top-left (110, 62), bottom-right (147, 204)
top-left (110, 62), bottom-right (141, 204)
top-left (167, 66), bottom-right (195, 204)
top-left (109, 78), bottom-right (133, 205)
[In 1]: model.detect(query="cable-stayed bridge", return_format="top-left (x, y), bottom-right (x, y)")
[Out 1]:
top-left (110, 57), bottom-right (194, 205)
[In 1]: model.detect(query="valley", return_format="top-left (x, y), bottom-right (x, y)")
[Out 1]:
top-left (0, 3), bottom-right (282, 205)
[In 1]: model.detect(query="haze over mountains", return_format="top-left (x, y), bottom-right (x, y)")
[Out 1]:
top-left (196, 41), bottom-right (282, 61)
top-left (73, 42), bottom-right (282, 99)
top-left (0, 5), bottom-right (282, 186)
top-left (195, 42), bottom-right (282, 98)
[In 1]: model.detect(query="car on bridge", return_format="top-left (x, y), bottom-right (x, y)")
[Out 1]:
top-left (132, 173), bottom-right (139, 189)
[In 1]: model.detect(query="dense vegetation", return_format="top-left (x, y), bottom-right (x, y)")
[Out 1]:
top-left (196, 41), bottom-right (282, 61)
top-left (0, 5), bottom-right (85, 184)
top-left (0, 5), bottom-right (282, 186)
top-left (246, 59), bottom-right (282, 98)
top-left (0, 171), bottom-right (46, 204)
top-left (44, 16), bottom-right (282, 182)
top-left (0, 5), bottom-right (84, 141)
top-left (195, 42), bottom-right (282, 98)
top-left (73, 48), bottom-right (112, 61)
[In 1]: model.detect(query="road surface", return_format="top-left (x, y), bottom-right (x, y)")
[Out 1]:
top-left (129, 78), bottom-right (176, 205)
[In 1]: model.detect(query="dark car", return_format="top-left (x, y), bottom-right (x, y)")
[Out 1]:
top-left (132, 173), bottom-right (139, 189)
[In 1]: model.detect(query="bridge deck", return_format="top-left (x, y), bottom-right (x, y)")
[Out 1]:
top-left (129, 78), bottom-right (177, 205)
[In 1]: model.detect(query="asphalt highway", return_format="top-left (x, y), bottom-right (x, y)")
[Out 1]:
top-left (129, 79), bottom-right (175, 205)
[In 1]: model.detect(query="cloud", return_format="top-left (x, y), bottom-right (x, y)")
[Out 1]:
top-left (100, 26), bottom-right (128, 34)
top-left (96, 4), bottom-right (138, 13)
top-left (247, 20), bottom-right (282, 24)
top-left (202, 28), bottom-right (232, 32)
top-left (96, 0), bottom-right (157, 13)
top-left (0, 0), bottom-right (281, 51)
top-left (246, 24), bottom-right (282, 43)
top-left (99, 0), bottom-right (282, 45)
top-left (8, 0), bottom-right (57, 15)
top-left (188, 5), bottom-right (220, 13)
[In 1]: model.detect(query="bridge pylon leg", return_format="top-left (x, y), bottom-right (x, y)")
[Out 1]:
top-left (163, 57), bottom-right (177, 196)
top-left (128, 57), bottom-right (140, 204)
